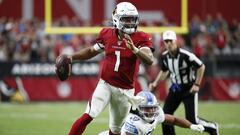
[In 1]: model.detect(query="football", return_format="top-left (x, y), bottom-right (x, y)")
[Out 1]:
top-left (55, 54), bottom-right (72, 81)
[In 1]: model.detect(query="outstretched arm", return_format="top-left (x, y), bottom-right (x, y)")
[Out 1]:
top-left (70, 46), bottom-right (101, 61)
top-left (164, 114), bottom-right (191, 128)
top-left (164, 114), bottom-right (204, 133)
top-left (55, 45), bottom-right (102, 81)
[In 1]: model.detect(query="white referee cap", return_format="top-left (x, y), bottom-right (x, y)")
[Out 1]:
top-left (163, 30), bottom-right (177, 40)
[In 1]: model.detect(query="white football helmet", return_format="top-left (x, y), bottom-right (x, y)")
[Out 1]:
top-left (112, 2), bottom-right (139, 34)
top-left (137, 91), bottom-right (160, 123)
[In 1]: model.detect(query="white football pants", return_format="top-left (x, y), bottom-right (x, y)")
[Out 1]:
top-left (85, 79), bottom-right (135, 134)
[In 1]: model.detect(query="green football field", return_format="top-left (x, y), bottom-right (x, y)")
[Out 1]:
top-left (0, 102), bottom-right (239, 135)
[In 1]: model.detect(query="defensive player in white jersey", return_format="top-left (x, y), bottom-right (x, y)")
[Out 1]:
top-left (99, 91), bottom-right (204, 135)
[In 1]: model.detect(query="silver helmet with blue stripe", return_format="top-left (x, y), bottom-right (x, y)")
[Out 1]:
top-left (137, 90), bottom-right (160, 122)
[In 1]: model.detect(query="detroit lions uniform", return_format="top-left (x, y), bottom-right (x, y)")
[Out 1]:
top-left (121, 107), bottom-right (165, 135)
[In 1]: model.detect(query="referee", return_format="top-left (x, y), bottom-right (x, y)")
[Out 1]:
top-left (149, 30), bottom-right (219, 135)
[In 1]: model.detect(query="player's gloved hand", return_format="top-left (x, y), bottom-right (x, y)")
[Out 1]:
top-left (123, 91), bottom-right (145, 110)
top-left (129, 95), bottom-right (145, 110)
top-left (190, 124), bottom-right (205, 133)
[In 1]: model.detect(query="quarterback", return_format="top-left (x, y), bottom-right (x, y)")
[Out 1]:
top-left (62, 2), bottom-right (154, 135)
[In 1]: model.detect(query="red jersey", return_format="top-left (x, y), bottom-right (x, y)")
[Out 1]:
top-left (95, 28), bottom-right (153, 89)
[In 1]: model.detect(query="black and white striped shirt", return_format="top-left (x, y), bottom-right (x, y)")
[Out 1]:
top-left (160, 48), bottom-right (203, 85)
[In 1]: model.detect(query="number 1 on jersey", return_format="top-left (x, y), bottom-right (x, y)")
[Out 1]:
top-left (114, 51), bottom-right (120, 72)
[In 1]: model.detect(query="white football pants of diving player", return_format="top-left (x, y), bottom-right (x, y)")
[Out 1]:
top-left (85, 79), bottom-right (135, 134)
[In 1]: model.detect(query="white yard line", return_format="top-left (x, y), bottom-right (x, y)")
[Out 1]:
top-left (220, 124), bottom-right (240, 129)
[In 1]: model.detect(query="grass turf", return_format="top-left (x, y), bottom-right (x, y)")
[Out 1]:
top-left (0, 102), bottom-right (239, 135)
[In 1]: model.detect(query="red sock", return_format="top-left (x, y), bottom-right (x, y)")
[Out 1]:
top-left (109, 129), bottom-right (120, 135)
top-left (68, 113), bottom-right (93, 135)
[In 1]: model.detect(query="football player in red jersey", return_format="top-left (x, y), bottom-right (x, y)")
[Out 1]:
top-left (66, 2), bottom-right (154, 135)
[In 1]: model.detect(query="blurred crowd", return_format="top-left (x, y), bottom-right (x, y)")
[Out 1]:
top-left (188, 13), bottom-right (240, 58)
top-left (0, 13), bottom-right (240, 62)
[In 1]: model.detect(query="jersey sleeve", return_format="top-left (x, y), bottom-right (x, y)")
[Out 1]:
top-left (188, 52), bottom-right (203, 68)
top-left (94, 28), bottom-right (108, 49)
top-left (159, 55), bottom-right (168, 71)
top-left (157, 106), bottom-right (165, 123)
top-left (136, 32), bottom-right (154, 51)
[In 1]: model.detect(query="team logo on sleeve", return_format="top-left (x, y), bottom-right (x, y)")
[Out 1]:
top-left (124, 122), bottom-right (138, 134)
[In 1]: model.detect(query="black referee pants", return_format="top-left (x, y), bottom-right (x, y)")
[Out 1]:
top-left (162, 85), bottom-right (218, 135)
